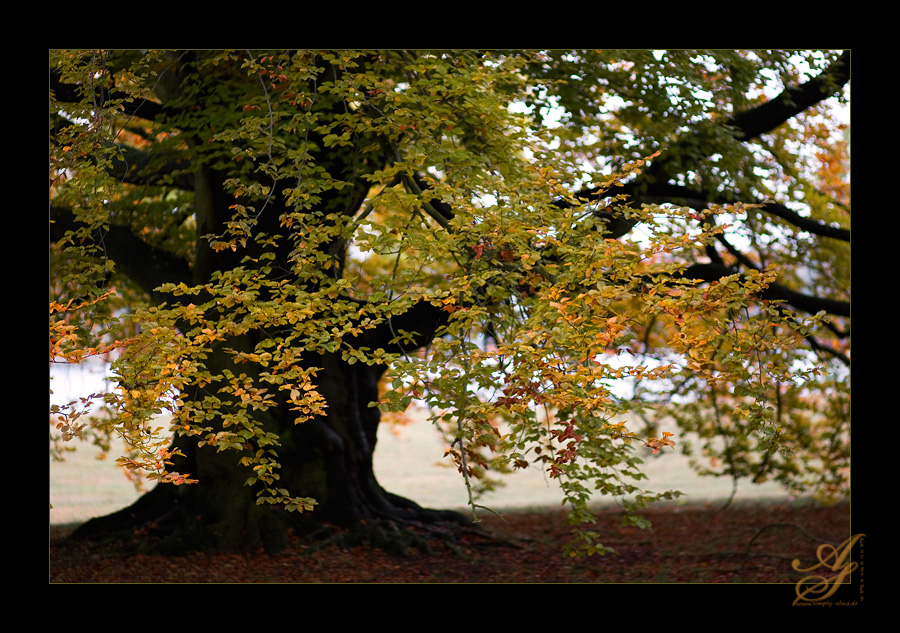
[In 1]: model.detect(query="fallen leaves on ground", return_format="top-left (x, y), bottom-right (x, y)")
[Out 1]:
top-left (50, 501), bottom-right (851, 584)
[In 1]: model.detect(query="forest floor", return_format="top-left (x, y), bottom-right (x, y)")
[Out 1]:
top-left (49, 500), bottom-right (853, 585)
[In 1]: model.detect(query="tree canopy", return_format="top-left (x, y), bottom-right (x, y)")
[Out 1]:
top-left (50, 50), bottom-right (850, 555)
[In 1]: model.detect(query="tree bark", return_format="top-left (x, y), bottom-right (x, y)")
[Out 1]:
top-left (71, 345), bottom-right (468, 554)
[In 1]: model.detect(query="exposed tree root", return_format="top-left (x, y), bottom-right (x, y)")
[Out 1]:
top-left (65, 484), bottom-right (523, 559)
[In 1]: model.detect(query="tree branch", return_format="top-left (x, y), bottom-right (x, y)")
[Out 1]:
top-left (50, 205), bottom-right (193, 304)
top-left (728, 50), bottom-right (851, 141)
top-left (755, 201), bottom-right (849, 242)
top-left (103, 140), bottom-right (193, 189)
top-left (361, 297), bottom-right (451, 357)
top-left (681, 262), bottom-right (850, 317)
top-left (634, 181), bottom-right (850, 243)
top-left (50, 69), bottom-right (170, 123)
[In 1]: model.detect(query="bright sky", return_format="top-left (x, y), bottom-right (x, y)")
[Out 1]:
top-left (50, 356), bottom-right (113, 410)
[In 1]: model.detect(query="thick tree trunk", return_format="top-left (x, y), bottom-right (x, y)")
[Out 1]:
top-left (69, 364), bottom-right (468, 553)
top-left (65, 156), bottom-right (466, 553)
top-left (71, 349), bottom-right (468, 554)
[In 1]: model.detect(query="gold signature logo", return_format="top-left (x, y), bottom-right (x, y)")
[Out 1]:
top-left (792, 534), bottom-right (864, 605)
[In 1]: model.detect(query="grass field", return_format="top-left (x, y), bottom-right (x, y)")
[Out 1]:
top-left (50, 411), bottom-right (793, 526)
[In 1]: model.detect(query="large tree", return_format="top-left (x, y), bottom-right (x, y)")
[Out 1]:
top-left (50, 50), bottom-right (850, 555)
